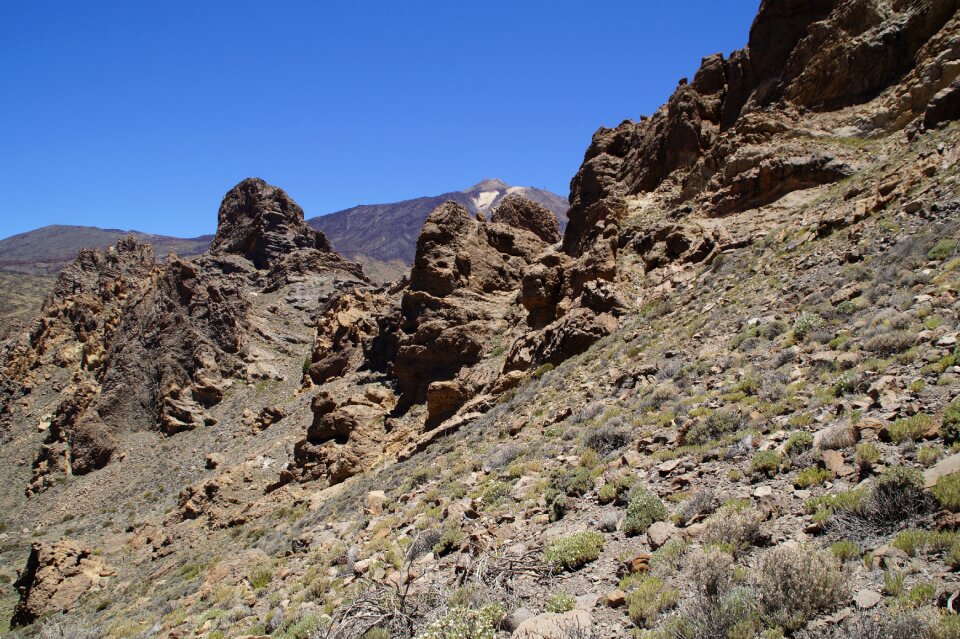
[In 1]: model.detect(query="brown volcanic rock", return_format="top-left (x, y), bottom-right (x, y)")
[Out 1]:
top-left (564, 0), bottom-right (960, 248)
top-left (11, 540), bottom-right (111, 627)
top-left (209, 177), bottom-right (332, 269)
top-left (306, 286), bottom-right (394, 386)
top-left (95, 254), bottom-right (249, 435)
top-left (293, 391), bottom-right (391, 486)
top-left (393, 201), bottom-right (549, 410)
top-left (6, 178), bottom-right (373, 494)
top-left (491, 194), bottom-right (562, 244)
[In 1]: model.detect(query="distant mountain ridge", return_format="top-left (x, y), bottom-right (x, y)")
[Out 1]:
top-left (308, 179), bottom-right (568, 281)
top-left (0, 225), bottom-right (212, 276)
top-left (0, 180), bottom-right (567, 329)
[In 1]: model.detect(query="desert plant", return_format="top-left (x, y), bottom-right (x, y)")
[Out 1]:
top-left (544, 592), bottom-right (576, 613)
top-left (751, 545), bottom-right (848, 632)
top-left (702, 507), bottom-right (763, 555)
top-left (623, 487), bottom-right (667, 536)
top-left (793, 312), bottom-right (824, 339)
top-left (414, 604), bottom-right (506, 639)
top-left (795, 466), bottom-right (832, 488)
top-left (817, 465), bottom-right (930, 537)
top-left (784, 431), bottom-right (814, 458)
top-left (928, 238), bottom-right (958, 261)
top-left (674, 489), bottom-right (715, 526)
top-left (887, 413), bottom-right (936, 443)
top-left (685, 409), bottom-right (742, 445)
top-left (918, 444), bottom-right (944, 467)
top-left (544, 532), bottom-right (604, 571)
top-left (942, 399), bottom-right (960, 445)
top-left (750, 451), bottom-right (784, 478)
top-left (432, 528), bottom-right (464, 557)
top-left (855, 442), bottom-right (880, 470)
top-left (625, 575), bottom-right (679, 627)
top-left (864, 331), bottom-right (916, 356)
top-left (829, 540), bottom-right (861, 562)
top-left (932, 473), bottom-right (960, 512)
top-left (584, 423), bottom-right (631, 455)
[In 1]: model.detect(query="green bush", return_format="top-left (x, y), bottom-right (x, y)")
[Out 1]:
top-left (532, 363), bottom-right (554, 379)
top-left (750, 546), bottom-right (847, 631)
top-left (943, 400), bottom-right (960, 445)
top-left (544, 592), bottom-right (576, 613)
top-left (623, 487), bottom-right (667, 536)
top-left (625, 575), bottom-right (679, 628)
top-left (887, 413), bottom-right (936, 443)
top-left (784, 431), bottom-right (814, 457)
top-left (598, 475), bottom-right (634, 506)
top-left (932, 474), bottom-right (960, 513)
top-left (918, 444), bottom-right (944, 467)
top-left (750, 451), bottom-right (784, 478)
top-left (545, 466), bottom-right (594, 521)
top-left (248, 565), bottom-right (273, 590)
top-left (928, 238), bottom-right (958, 261)
top-left (855, 442), bottom-right (881, 469)
top-left (865, 331), bottom-right (916, 356)
top-left (686, 409), bottom-right (742, 446)
top-left (432, 528), bottom-right (464, 557)
top-left (829, 540), bottom-right (860, 562)
top-left (544, 531), bottom-right (605, 571)
top-left (598, 483), bottom-right (617, 505)
top-left (795, 466), bottom-right (832, 488)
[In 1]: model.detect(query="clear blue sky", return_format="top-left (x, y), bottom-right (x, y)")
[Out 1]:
top-left (0, 1), bottom-right (759, 239)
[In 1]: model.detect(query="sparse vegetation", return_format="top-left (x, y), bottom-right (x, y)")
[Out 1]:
top-left (623, 487), bottom-right (667, 536)
top-left (544, 532), bottom-right (605, 571)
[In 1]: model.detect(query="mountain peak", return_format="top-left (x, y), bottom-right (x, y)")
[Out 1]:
top-left (209, 177), bottom-right (332, 269)
top-left (464, 178), bottom-right (509, 193)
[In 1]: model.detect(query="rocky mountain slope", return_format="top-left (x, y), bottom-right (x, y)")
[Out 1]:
top-left (308, 180), bottom-right (569, 282)
top-left (0, 182), bottom-right (566, 333)
top-left (0, 227), bottom-right (211, 335)
top-left (1, 1), bottom-right (960, 638)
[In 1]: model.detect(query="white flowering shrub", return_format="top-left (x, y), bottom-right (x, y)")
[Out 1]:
top-left (415, 603), bottom-right (506, 639)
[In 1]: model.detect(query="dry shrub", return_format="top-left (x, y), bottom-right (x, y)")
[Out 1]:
top-left (702, 507), bottom-right (764, 554)
top-left (751, 545), bottom-right (848, 632)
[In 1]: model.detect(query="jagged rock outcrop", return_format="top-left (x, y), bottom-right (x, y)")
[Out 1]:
top-left (392, 200), bottom-right (551, 416)
top-left (6, 178), bottom-right (371, 494)
top-left (505, 194), bottom-right (627, 371)
top-left (209, 177), bottom-right (332, 269)
top-left (491, 194), bottom-right (562, 244)
top-left (11, 540), bottom-right (112, 627)
top-left (292, 388), bottom-right (394, 486)
top-left (305, 286), bottom-right (395, 386)
top-left (1, 239), bottom-right (156, 492)
top-left (95, 254), bottom-right (250, 434)
top-left (565, 0), bottom-right (960, 238)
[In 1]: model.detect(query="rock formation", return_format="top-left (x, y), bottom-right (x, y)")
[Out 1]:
top-left (7, 178), bottom-right (369, 494)
top-left (490, 194), bottom-right (562, 244)
top-left (3, 1), bottom-right (960, 634)
top-left (209, 177), bottom-right (332, 269)
top-left (11, 540), bottom-right (111, 627)
top-left (393, 200), bottom-right (549, 414)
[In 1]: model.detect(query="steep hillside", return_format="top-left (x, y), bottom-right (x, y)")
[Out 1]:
top-left (1, 2), bottom-right (960, 639)
top-left (309, 179), bottom-right (569, 282)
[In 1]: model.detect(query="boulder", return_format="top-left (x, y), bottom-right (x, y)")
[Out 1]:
top-left (491, 194), bottom-right (562, 244)
top-left (11, 540), bottom-right (111, 627)
top-left (512, 610), bottom-right (592, 639)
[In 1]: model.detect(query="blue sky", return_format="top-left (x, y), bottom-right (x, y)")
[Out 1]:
top-left (0, 1), bottom-right (759, 239)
